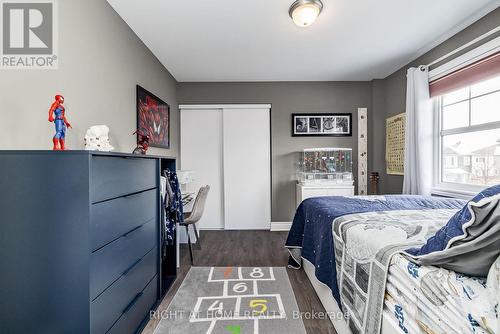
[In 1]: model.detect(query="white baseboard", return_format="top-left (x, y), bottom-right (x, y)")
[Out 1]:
top-left (270, 222), bottom-right (292, 231)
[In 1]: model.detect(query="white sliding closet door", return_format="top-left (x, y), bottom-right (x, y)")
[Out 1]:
top-left (180, 108), bottom-right (224, 230)
top-left (223, 107), bottom-right (271, 230)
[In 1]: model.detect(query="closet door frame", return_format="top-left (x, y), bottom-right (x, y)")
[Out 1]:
top-left (179, 104), bottom-right (272, 230)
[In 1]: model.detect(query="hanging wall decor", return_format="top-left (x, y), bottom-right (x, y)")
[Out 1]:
top-left (358, 108), bottom-right (368, 195)
top-left (137, 85), bottom-right (170, 149)
top-left (292, 113), bottom-right (352, 137)
top-left (386, 113), bottom-right (406, 175)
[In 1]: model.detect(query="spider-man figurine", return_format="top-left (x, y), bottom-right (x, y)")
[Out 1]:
top-left (48, 95), bottom-right (72, 150)
top-left (132, 131), bottom-right (150, 155)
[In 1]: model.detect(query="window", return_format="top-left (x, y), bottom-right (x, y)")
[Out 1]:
top-left (436, 75), bottom-right (500, 192)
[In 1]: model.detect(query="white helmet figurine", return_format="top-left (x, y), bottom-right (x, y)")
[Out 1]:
top-left (84, 125), bottom-right (114, 152)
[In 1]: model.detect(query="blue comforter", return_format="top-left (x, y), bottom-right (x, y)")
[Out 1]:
top-left (285, 195), bottom-right (466, 304)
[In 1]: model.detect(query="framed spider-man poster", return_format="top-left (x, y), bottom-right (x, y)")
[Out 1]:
top-left (136, 85), bottom-right (170, 148)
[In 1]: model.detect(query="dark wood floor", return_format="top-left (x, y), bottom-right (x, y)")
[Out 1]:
top-left (142, 230), bottom-right (337, 334)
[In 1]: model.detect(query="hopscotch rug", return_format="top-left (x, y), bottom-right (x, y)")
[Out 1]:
top-left (153, 267), bottom-right (307, 334)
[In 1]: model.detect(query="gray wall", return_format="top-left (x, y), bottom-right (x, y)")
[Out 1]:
top-left (1, 0), bottom-right (497, 222)
top-left (372, 7), bottom-right (500, 194)
top-left (177, 82), bottom-right (372, 222)
top-left (177, 4), bottom-right (499, 220)
top-left (0, 0), bottom-right (179, 157)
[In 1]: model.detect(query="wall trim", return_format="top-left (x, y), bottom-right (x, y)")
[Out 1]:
top-left (431, 187), bottom-right (476, 200)
top-left (179, 104), bottom-right (272, 110)
top-left (271, 222), bottom-right (293, 231)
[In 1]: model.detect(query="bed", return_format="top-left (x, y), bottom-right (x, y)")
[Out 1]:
top-left (286, 192), bottom-right (500, 334)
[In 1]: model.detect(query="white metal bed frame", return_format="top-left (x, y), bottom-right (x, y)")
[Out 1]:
top-left (302, 258), bottom-right (400, 334)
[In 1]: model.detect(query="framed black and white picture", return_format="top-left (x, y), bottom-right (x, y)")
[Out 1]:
top-left (292, 113), bottom-right (352, 137)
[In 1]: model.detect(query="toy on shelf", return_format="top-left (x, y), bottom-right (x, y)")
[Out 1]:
top-left (84, 125), bottom-right (114, 152)
top-left (48, 95), bottom-right (72, 150)
top-left (132, 130), bottom-right (150, 155)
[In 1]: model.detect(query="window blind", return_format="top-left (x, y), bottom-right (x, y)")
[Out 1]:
top-left (429, 51), bottom-right (500, 97)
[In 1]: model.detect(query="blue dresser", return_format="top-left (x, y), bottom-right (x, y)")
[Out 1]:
top-left (0, 151), bottom-right (177, 334)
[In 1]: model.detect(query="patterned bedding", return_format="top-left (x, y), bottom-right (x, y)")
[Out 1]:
top-left (332, 209), bottom-right (460, 334)
top-left (384, 254), bottom-right (499, 334)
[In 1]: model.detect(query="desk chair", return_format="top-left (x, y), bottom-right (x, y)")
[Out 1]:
top-left (181, 185), bottom-right (210, 265)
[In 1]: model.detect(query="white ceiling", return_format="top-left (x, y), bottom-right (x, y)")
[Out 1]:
top-left (107, 0), bottom-right (499, 82)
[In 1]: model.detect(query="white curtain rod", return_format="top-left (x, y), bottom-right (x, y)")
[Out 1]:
top-left (426, 25), bottom-right (500, 68)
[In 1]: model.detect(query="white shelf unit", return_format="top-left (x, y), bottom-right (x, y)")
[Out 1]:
top-left (296, 183), bottom-right (355, 207)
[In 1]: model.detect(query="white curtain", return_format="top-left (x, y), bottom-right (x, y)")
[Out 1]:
top-left (403, 66), bottom-right (433, 195)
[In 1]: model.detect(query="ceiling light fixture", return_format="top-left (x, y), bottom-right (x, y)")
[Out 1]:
top-left (289, 0), bottom-right (323, 28)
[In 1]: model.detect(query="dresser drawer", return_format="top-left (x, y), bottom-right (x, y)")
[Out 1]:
top-left (327, 187), bottom-right (354, 196)
top-left (91, 189), bottom-right (157, 251)
top-left (91, 220), bottom-right (156, 299)
top-left (91, 248), bottom-right (156, 334)
top-left (301, 188), bottom-right (329, 200)
top-left (107, 275), bottom-right (158, 334)
top-left (91, 156), bottom-right (157, 203)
